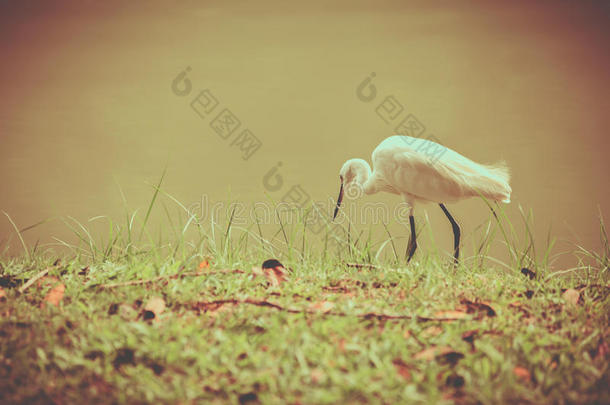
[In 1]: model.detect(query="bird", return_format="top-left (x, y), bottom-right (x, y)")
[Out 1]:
top-left (332, 135), bottom-right (511, 264)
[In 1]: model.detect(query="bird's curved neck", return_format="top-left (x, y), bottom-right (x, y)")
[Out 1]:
top-left (356, 162), bottom-right (376, 195)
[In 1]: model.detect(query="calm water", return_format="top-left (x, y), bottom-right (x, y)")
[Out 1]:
top-left (1, 1), bottom-right (609, 268)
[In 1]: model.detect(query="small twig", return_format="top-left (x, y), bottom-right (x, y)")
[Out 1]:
top-left (99, 269), bottom-right (244, 289)
top-left (191, 298), bottom-right (467, 322)
top-left (344, 262), bottom-right (380, 270)
top-left (18, 268), bottom-right (50, 294)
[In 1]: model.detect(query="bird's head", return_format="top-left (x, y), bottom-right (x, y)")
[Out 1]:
top-left (333, 159), bottom-right (370, 220)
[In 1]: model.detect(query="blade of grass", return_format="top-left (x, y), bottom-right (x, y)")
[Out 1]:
top-left (2, 211), bottom-right (30, 261)
top-left (382, 222), bottom-right (399, 263)
top-left (139, 167), bottom-right (167, 241)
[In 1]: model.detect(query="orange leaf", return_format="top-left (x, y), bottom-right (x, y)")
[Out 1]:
top-left (43, 283), bottom-right (65, 308)
top-left (337, 338), bottom-right (346, 353)
top-left (513, 366), bottom-right (531, 381)
top-left (261, 259), bottom-right (287, 287)
top-left (264, 266), bottom-right (287, 287)
top-left (392, 358), bottom-right (412, 381)
top-left (198, 260), bottom-right (210, 269)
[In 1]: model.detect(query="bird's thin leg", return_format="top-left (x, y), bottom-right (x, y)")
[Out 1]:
top-left (490, 202), bottom-right (499, 220)
top-left (406, 214), bottom-right (417, 262)
top-left (439, 203), bottom-right (461, 265)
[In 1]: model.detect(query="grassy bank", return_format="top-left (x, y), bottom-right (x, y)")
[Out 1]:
top-left (0, 193), bottom-right (608, 404)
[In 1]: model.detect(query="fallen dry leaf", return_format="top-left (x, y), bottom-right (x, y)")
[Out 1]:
top-left (143, 296), bottom-right (166, 320)
top-left (264, 267), bottom-right (286, 286)
top-left (422, 326), bottom-right (444, 338)
top-left (562, 288), bottom-right (580, 306)
top-left (261, 259), bottom-right (287, 286)
top-left (392, 358), bottom-right (412, 381)
top-left (513, 366), bottom-right (531, 382)
top-left (438, 351), bottom-right (465, 366)
top-left (461, 330), bottom-right (478, 343)
top-left (337, 337), bottom-right (346, 353)
top-left (322, 285), bottom-right (351, 293)
top-left (37, 276), bottom-right (60, 288)
top-left (198, 259), bottom-right (210, 269)
top-left (413, 346), bottom-right (464, 365)
top-left (191, 300), bottom-right (234, 317)
top-left (508, 301), bottom-right (532, 318)
top-left (309, 301), bottom-right (334, 313)
top-left (460, 298), bottom-right (496, 318)
top-left (434, 310), bottom-right (468, 319)
top-left (119, 304), bottom-right (138, 320)
top-left (509, 301), bottom-right (525, 308)
top-left (42, 283), bottom-right (65, 308)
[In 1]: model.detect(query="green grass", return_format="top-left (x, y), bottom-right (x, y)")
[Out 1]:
top-left (0, 187), bottom-right (608, 404)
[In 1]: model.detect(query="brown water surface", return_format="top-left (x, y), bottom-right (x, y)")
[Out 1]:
top-left (1, 1), bottom-right (609, 268)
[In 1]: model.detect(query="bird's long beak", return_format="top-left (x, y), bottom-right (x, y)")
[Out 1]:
top-left (332, 179), bottom-right (344, 221)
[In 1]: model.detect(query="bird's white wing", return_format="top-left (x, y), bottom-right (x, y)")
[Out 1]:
top-left (372, 136), bottom-right (511, 203)
top-left (373, 146), bottom-right (466, 203)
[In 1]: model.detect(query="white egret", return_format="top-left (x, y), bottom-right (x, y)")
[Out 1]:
top-left (333, 135), bottom-right (511, 263)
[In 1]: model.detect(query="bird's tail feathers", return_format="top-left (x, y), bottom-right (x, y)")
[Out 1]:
top-left (480, 160), bottom-right (511, 203)
top-left (484, 160), bottom-right (510, 184)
